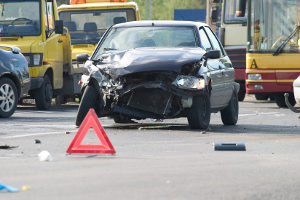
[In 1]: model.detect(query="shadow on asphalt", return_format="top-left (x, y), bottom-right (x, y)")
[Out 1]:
top-left (17, 104), bottom-right (79, 111)
top-left (210, 124), bottom-right (300, 135)
top-left (106, 123), bottom-right (300, 135)
top-left (105, 123), bottom-right (192, 131)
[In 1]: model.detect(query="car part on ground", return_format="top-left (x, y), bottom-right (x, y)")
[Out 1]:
top-left (274, 92), bottom-right (295, 108)
top-left (285, 75), bottom-right (300, 113)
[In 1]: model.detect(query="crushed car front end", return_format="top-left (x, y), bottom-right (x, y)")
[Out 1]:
top-left (80, 47), bottom-right (209, 121)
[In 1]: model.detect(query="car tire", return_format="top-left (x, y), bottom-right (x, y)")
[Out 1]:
top-left (238, 90), bottom-right (246, 102)
top-left (274, 93), bottom-right (295, 108)
top-left (113, 114), bottom-right (135, 124)
top-left (187, 95), bottom-right (211, 130)
top-left (34, 75), bottom-right (53, 110)
top-left (76, 84), bottom-right (101, 126)
top-left (255, 93), bottom-right (269, 100)
top-left (221, 91), bottom-right (239, 125)
top-left (55, 95), bottom-right (68, 105)
top-left (0, 77), bottom-right (18, 118)
top-left (237, 82), bottom-right (245, 101)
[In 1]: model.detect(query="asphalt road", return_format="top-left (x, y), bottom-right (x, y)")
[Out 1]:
top-left (1, 95), bottom-right (300, 200)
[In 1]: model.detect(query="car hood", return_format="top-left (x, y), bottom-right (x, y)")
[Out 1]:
top-left (0, 38), bottom-right (37, 53)
top-left (96, 48), bottom-right (206, 79)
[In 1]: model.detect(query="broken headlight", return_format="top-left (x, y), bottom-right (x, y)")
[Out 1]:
top-left (90, 70), bottom-right (103, 83)
top-left (174, 75), bottom-right (205, 90)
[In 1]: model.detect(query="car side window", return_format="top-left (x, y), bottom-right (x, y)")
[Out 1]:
top-left (199, 28), bottom-right (212, 51)
top-left (204, 27), bottom-right (225, 57)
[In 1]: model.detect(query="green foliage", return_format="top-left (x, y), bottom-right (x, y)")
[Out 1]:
top-left (57, 0), bottom-right (69, 5)
top-left (56, 0), bottom-right (207, 20)
top-left (135, 0), bottom-right (206, 20)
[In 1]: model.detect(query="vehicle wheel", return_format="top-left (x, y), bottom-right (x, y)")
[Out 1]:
top-left (274, 93), bottom-right (295, 108)
top-left (221, 91), bottom-right (239, 125)
top-left (187, 95), bottom-right (211, 130)
top-left (76, 84), bottom-right (102, 126)
top-left (255, 93), bottom-right (269, 100)
top-left (237, 82), bottom-right (245, 101)
top-left (238, 90), bottom-right (245, 101)
top-left (34, 75), bottom-right (53, 110)
top-left (113, 114), bottom-right (135, 123)
top-left (0, 78), bottom-right (18, 118)
top-left (55, 95), bottom-right (68, 105)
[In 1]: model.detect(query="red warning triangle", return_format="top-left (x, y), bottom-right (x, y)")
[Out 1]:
top-left (66, 109), bottom-right (116, 154)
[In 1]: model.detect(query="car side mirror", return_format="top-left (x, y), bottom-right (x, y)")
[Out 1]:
top-left (76, 53), bottom-right (89, 63)
top-left (203, 50), bottom-right (221, 60)
top-left (55, 20), bottom-right (64, 34)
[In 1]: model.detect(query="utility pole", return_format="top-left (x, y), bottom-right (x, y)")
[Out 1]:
top-left (206, 0), bottom-right (211, 26)
top-left (145, 0), bottom-right (148, 20)
top-left (149, 0), bottom-right (152, 20)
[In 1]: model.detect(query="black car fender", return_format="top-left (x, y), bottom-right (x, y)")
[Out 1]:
top-left (0, 72), bottom-right (21, 97)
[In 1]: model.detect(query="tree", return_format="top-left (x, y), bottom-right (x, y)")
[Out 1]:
top-left (56, 0), bottom-right (207, 20)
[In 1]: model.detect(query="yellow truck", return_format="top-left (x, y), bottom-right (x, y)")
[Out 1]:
top-left (58, 0), bottom-right (140, 62)
top-left (0, 0), bottom-right (81, 109)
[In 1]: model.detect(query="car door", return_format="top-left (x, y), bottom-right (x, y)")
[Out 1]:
top-left (199, 27), bottom-right (223, 109)
top-left (204, 26), bottom-right (234, 106)
top-left (43, 0), bottom-right (63, 89)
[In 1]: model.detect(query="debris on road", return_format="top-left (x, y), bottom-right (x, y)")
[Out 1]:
top-left (214, 143), bottom-right (246, 151)
top-left (35, 139), bottom-right (41, 144)
top-left (38, 150), bottom-right (53, 162)
top-left (0, 145), bottom-right (18, 150)
top-left (0, 184), bottom-right (19, 192)
top-left (21, 185), bottom-right (31, 191)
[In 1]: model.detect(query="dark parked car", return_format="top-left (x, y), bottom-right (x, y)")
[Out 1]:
top-left (0, 46), bottom-right (30, 118)
top-left (76, 21), bottom-right (239, 129)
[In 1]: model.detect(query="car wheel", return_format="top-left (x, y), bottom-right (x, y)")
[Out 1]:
top-left (0, 77), bottom-right (18, 118)
top-left (113, 114), bottom-right (135, 124)
top-left (238, 90), bottom-right (246, 101)
top-left (76, 84), bottom-right (102, 126)
top-left (34, 75), bottom-right (53, 110)
top-left (187, 95), bottom-right (211, 130)
top-left (255, 93), bottom-right (269, 100)
top-left (237, 82), bottom-right (245, 101)
top-left (221, 91), bottom-right (239, 125)
top-left (55, 95), bottom-right (68, 105)
top-left (274, 93), bottom-right (295, 108)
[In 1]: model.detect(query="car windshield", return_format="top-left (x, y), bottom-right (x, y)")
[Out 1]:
top-left (248, 0), bottom-right (300, 53)
top-left (93, 26), bottom-right (198, 59)
top-left (59, 8), bottom-right (136, 45)
top-left (0, 0), bottom-right (41, 37)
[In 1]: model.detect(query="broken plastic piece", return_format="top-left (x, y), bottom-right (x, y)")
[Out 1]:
top-left (38, 150), bottom-right (53, 161)
top-left (35, 139), bottom-right (41, 144)
top-left (21, 185), bottom-right (31, 191)
top-left (214, 143), bottom-right (246, 151)
top-left (0, 184), bottom-right (19, 192)
top-left (0, 145), bottom-right (18, 150)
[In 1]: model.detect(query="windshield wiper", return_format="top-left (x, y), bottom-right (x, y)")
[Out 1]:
top-left (103, 47), bottom-right (117, 51)
top-left (273, 25), bottom-right (300, 56)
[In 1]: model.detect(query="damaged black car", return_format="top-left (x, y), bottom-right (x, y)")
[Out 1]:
top-left (76, 21), bottom-right (239, 129)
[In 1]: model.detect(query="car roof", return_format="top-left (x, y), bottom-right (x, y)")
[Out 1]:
top-left (113, 20), bottom-right (208, 29)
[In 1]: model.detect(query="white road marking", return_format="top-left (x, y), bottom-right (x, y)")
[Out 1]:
top-left (1, 124), bottom-right (76, 128)
top-left (2, 132), bottom-right (65, 139)
top-left (239, 112), bottom-right (281, 117)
